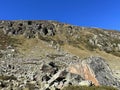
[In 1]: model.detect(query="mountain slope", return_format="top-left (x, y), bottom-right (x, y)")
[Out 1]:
top-left (0, 20), bottom-right (120, 89)
top-left (0, 20), bottom-right (120, 69)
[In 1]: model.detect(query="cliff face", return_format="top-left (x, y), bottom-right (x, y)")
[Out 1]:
top-left (0, 20), bottom-right (120, 90)
top-left (68, 57), bottom-right (120, 86)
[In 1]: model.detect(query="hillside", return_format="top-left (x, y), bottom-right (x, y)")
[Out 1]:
top-left (0, 20), bottom-right (120, 90)
top-left (0, 20), bottom-right (120, 68)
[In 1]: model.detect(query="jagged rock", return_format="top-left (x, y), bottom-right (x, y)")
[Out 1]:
top-left (40, 62), bottom-right (58, 75)
top-left (89, 39), bottom-right (95, 46)
top-left (0, 56), bottom-right (119, 89)
top-left (65, 72), bottom-right (83, 85)
top-left (48, 69), bottom-right (67, 85)
top-left (57, 81), bottom-right (64, 89)
top-left (42, 74), bottom-right (50, 81)
top-left (82, 57), bottom-right (120, 87)
top-left (117, 44), bottom-right (120, 51)
top-left (49, 86), bottom-right (56, 90)
top-left (68, 57), bottom-right (120, 87)
top-left (43, 83), bottom-right (50, 90)
top-left (68, 63), bottom-right (84, 77)
top-left (1, 21), bottom-right (56, 38)
top-left (79, 80), bottom-right (92, 86)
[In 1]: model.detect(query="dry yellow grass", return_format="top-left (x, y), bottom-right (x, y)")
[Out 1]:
top-left (63, 44), bottom-right (120, 70)
top-left (13, 35), bottom-right (58, 58)
top-left (11, 35), bottom-right (120, 71)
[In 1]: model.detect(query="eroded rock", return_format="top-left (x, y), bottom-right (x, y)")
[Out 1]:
top-left (68, 57), bottom-right (120, 87)
top-left (79, 80), bottom-right (92, 86)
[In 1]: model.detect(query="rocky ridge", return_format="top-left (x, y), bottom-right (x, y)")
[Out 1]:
top-left (0, 20), bottom-right (120, 55)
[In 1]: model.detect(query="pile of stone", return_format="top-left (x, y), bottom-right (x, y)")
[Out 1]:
top-left (40, 62), bottom-right (89, 90)
top-left (0, 21), bottom-right (56, 38)
top-left (0, 56), bottom-right (119, 90)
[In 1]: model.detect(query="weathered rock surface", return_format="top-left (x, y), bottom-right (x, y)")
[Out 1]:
top-left (0, 20), bottom-right (56, 38)
top-left (0, 20), bottom-right (120, 55)
top-left (0, 51), bottom-right (82, 90)
top-left (0, 55), bottom-right (119, 90)
top-left (68, 57), bottom-right (120, 87)
top-left (79, 80), bottom-right (92, 86)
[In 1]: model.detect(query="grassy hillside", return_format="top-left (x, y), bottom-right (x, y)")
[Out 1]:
top-left (0, 20), bottom-right (120, 72)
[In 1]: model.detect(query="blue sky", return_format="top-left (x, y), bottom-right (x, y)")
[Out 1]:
top-left (0, 0), bottom-right (120, 30)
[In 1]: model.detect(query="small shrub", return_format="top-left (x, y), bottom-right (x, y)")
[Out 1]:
top-left (0, 30), bottom-right (18, 50)
top-left (110, 51), bottom-right (120, 57)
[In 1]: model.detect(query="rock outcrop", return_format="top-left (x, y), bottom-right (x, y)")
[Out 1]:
top-left (68, 57), bottom-right (120, 88)
top-left (79, 80), bottom-right (92, 86)
top-left (0, 20), bottom-right (120, 90)
top-left (0, 20), bottom-right (120, 56)
top-left (0, 20), bottom-right (56, 38)
top-left (0, 55), bottom-right (119, 90)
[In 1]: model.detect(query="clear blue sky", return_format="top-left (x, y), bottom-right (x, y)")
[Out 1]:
top-left (0, 0), bottom-right (120, 30)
